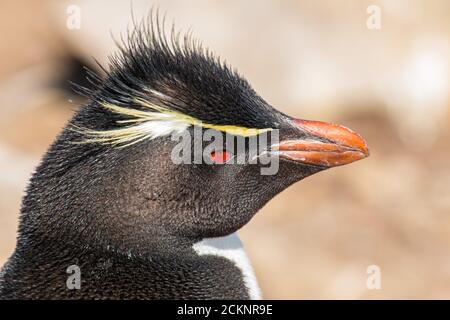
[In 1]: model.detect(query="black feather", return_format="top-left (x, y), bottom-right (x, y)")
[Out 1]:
top-left (77, 12), bottom-right (284, 132)
top-left (0, 12), bottom-right (319, 300)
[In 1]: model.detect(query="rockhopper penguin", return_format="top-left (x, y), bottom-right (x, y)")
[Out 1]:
top-left (0, 17), bottom-right (369, 299)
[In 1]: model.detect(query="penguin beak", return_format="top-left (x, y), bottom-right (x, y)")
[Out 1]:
top-left (272, 119), bottom-right (369, 167)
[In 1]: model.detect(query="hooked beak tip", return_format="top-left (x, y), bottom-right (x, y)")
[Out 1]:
top-left (274, 118), bottom-right (369, 167)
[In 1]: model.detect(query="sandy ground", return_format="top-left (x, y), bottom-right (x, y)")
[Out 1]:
top-left (1, 0), bottom-right (449, 299)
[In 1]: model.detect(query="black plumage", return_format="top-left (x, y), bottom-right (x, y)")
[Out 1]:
top-left (0, 15), bottom-right (368, 299)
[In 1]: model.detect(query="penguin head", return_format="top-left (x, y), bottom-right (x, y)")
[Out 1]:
top-left (26, 20), bottom-right (368, 252)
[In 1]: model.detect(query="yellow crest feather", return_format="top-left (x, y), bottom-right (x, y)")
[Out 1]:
top-left (73, 98), bottom-right (273, 147)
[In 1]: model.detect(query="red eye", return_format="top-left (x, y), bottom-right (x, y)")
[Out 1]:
top-left (210, 150), bottom-right (231, 164)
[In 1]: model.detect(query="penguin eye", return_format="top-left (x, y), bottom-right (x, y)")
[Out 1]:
top-left (210, 150), bottom-right (231, 164)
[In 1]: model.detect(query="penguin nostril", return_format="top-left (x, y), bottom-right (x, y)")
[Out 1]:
top-left (210, 150), bottom-right (231, 164)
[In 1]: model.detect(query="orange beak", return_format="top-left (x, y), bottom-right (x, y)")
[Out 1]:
top-left (273, 119), bottom-right (369, 167)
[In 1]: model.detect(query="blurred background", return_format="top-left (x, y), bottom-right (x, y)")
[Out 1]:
top-left (1, 0), bottom-right (449, 299)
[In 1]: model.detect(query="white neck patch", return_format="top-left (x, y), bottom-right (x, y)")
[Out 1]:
top-left (192, 233), bottom-right (262, 300)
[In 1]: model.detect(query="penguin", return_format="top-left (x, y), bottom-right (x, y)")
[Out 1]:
top-left (0, 17), bottom-right (369, 299)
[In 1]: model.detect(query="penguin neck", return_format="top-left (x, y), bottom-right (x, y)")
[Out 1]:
top-left (6, 232), bottom-right (256, 299)
top-left (17, 212), bottom-right (198, 261)
top-left (18, 180), bottom-right (199, 259)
